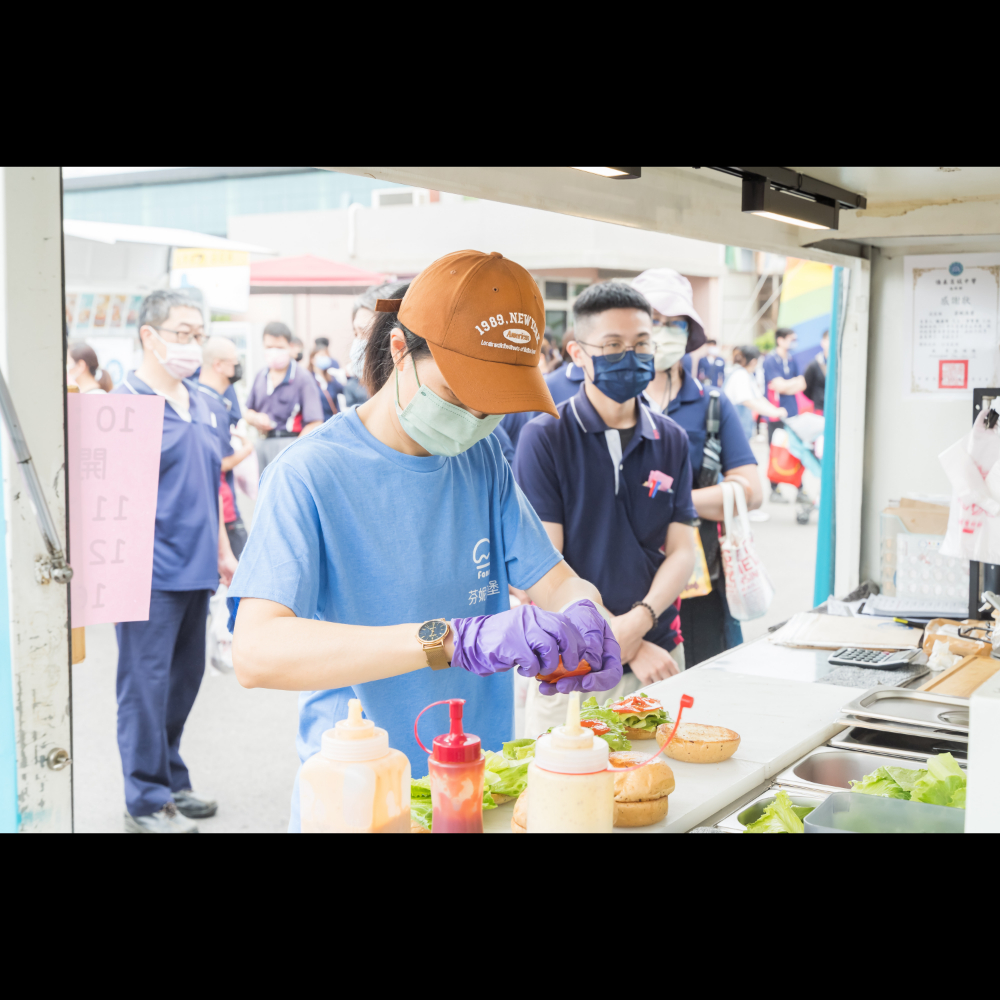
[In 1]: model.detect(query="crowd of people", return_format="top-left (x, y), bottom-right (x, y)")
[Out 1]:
top-left (69, 254), bottom-right (827, 833)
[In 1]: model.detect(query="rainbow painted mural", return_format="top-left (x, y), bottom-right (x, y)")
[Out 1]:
top-left (776, 258), bottom-right (833, 358)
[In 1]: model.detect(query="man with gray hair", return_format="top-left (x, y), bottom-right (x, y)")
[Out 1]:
top-left (112, 290), bottom-right (239, 833)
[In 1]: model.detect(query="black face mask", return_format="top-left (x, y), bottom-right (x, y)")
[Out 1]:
top-left (294, 353), bottom-right (303, 362)
top-left (229, 362), bottom-right (243, 385)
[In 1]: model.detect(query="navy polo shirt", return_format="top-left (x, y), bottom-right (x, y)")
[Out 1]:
top-left (501, 361), bottom-right (586, 450)
top-left (114, 373), bottom-right (222, 592)
top-left (761, 350), bottom-right (801, 419)
top-left (645, 357), bottom-right (756, 478)
top-left (246, 360), bottom-right (324, 430)
top-left (514, 387), bottom-right (697, 651)
top-left (196, 381), bottom-right (240, 519)
top-left (698, 355), bottom-right (726, 388)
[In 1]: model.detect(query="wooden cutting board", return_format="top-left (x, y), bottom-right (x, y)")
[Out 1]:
top-left (919, 655), bottom-right (1000, 697)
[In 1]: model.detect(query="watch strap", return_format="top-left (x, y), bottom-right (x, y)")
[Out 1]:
top-left (426, 643), bottom-right (451, 670)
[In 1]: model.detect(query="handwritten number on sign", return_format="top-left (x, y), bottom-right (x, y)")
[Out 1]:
top-left (111, 539), bottom-right (126, 564)
top-left (89, 540), bottom-right (106, 565)
top-left (96, 407), bottom-right (115, 432)
top-left (120, 407), bottom-right (134, 432)
top-left (113, 495), bottom-right (128, 520)
top-left (92, 583), bottom-right (106, 609)
top-left (94, 496), bottom-right (107, 521)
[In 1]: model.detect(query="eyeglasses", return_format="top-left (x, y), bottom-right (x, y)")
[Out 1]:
top-left (152, 325), bottom-right (205, 345)
top-left (577, 338), bottom-right (654, 364)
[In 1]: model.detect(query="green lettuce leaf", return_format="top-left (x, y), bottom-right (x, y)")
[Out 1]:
top-left (910, 752), bottom-right (966, 808)
top-left (411, 775), bottom-right (432, 800)
top-left (743, 791), bottom-right (811, 833)
top-left (883, 766), bottom-right (925, 794)
top-left (850, 767), bottom-right (911, 799)
top-left (482, 750), bottom-right (532, 798)
top-left (411, 799), bottom-right (432, 831)
top-left (545, 698), bottom-right (633, 751)
top-left (503, 738), bottom-right (536, 760)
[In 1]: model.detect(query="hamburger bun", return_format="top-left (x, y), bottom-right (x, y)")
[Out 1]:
top-left (490, 792), bottom-right (513, 805)
top-left (657, 722), bottom-right (740, 763)
top-left (608, 751), bottom-right (675, 827)
top-left (411, 819), bottom-right (431, 834)
top-left (624, 727), bottom-right (656, 740)
top-left (511, 789), bottom-right (527, 833)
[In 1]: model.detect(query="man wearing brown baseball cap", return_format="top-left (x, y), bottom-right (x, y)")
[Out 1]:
top-left (229, 250), bottom-right (627, 831)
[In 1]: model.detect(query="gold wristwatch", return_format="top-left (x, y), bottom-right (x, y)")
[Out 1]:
top-left (416, 618), bottom-right (452, 670)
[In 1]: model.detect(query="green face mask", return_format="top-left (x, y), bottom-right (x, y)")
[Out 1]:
top-left (395, 363), bottom-right (502, 457)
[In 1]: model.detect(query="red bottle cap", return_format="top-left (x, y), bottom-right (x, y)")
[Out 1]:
top-left (431, 699), bottom-right (481, 763)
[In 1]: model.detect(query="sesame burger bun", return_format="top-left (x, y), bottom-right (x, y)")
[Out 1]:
top-left (657, 722), bottom-right (740, 763)
top-left (511, 789), bottom-right (527, 833)
top-left (608, 751), bottom-right (675, 827)
top-left (624, 727), bottom-right (656, 740)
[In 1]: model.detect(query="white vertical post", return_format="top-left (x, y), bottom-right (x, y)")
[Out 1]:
top-left (834, 257), bottom-right (871, 597)
top-left (0, 167), bottom-right (72, 832)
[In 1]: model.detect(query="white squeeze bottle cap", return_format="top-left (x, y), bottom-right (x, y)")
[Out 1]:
top-left (533, 691), bottom-right (610, 774)
top-left (321, 699), bottom-right (390, 762)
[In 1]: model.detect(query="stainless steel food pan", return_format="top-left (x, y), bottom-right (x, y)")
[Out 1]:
top-left (840, 688), bottom-right (970, 733)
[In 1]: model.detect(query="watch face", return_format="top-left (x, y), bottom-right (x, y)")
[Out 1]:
top-left (419, 620), bottom-right (448, 643)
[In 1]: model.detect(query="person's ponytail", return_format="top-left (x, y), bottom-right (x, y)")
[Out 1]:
top-left (361, 282), bottom-right (432, 394)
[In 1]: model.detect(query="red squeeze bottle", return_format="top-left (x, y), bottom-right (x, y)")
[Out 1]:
top-left (425, 699), bottom-right (485, 834)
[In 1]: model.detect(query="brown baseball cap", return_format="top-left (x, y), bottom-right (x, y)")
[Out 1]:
top-left (383, 250), bottom-right (557, 417)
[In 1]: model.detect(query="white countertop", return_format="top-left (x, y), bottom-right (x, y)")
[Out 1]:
top-left (485, 636), bottom-right (866, 834)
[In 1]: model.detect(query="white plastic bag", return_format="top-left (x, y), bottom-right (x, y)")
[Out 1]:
top-left (233, 438), bottom-right (260, 502)
top-left (939, 406), bottom-right (1000, 562)
top-left (720, 481), bottom-right (775, 621)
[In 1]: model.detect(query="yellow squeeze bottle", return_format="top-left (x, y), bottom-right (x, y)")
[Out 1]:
top-left (300, 699), bottom-right (411, 833)
top-left (526, 691), bottom-right (614, 832)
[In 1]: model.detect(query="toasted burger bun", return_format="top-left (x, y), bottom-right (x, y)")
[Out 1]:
top-left (608, 751), bottom-right (674, 827)
top-left (411, 819), bottom-right (431, 834)
top-left (624, 726), bottom-right (656, 740)
top-left (614, 797), bottom-right (670, 827)
top-left (511, 788), bottom-right (528, 833)
top-left (657, 722), bottom-right (740, 763)
top-left (608, 751), bottom-right (675, 801)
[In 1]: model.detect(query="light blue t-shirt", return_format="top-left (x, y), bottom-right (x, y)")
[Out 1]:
top-left (227, 408), bottom-right (562, 831)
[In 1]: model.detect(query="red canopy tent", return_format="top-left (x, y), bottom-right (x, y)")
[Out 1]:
top-left (250, 254), bottom-right (387, 294)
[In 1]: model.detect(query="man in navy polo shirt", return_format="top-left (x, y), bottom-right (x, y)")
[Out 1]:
top-left (114, 291), bottom-right (239, 833)
top-left (515, 282), bottom-right (697, 737)
top-left (762, 327), bottom-right (809, 504)
top-left (197, 336), bottom-right (253, 557)
top-left (697, 340), bottom-right (726, 387)
top-left (500, 334), bottom-right (587, 452)
top-left (244, 321), bottom-right (324, 471)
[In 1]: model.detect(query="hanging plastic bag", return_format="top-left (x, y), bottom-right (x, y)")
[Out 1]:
top-left (939, 405), bottom-right (1000, 562)
top-left (679, 526), bottom-right (713, 599)
top-left (720, 481), bottom-right (775, 621)
top-left (233, 436), bottom-right (260, 502)
top-left (766, 428), bottom-right (804, 487)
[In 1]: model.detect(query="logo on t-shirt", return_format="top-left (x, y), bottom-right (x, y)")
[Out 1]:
top-left (468, 538), bottom-right (500, 607)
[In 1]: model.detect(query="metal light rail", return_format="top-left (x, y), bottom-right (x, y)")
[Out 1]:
top-left (0, 366), bottom-right (72, 583)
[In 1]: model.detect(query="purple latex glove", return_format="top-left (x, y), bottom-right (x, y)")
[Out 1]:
top-left (451, 600), bottom-right (622, 696)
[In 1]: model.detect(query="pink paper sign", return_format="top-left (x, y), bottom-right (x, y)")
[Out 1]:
top-left (68, 394), bottom-right (165, 627)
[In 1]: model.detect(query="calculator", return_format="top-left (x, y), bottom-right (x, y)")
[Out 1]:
top-left (827, 647), bottom-right (918, 669)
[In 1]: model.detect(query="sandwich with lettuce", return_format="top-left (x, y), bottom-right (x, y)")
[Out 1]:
top-left (411, 738), bottom-right (536, 832)
top-left (606, 692), bottom-right (671, 741)
top-left (541, 696), bottom-right (632, 751)
top-left (850, 752), bottom-right (966, 808)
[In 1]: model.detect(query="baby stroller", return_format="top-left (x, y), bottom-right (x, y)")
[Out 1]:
top-left (773, 413), bottom-right (824, 525)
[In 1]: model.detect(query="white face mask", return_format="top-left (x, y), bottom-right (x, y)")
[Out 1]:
top-left (651, 327), bottom-right (688, 372)
top-left (151, 331), bottom-right (202, 380)
top-left (265, 347), bottom-right (291, 371)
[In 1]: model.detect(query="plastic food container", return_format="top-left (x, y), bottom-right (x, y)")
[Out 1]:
top-left (804, 792), bottom-right (965, 833)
